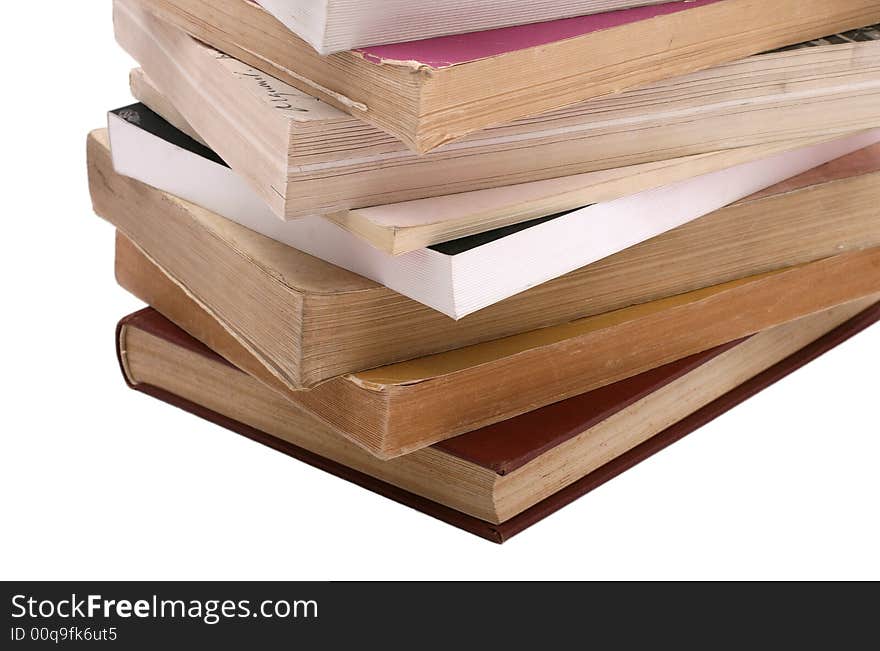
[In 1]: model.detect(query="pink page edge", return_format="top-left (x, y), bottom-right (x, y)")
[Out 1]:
top-left (355, 0), bottom-right (724, 68)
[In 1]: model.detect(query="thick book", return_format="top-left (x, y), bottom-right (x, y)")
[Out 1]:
top-left (88, 128), bottom-right (880, 390)
top-left (117, 1), bottom-right (880, 219)
top-left (108, 103), bottom-right (880, 318)
top-left (133, 66), bottom-right (845, 256)
top-left (132, 0), bottom-right (880, 152)
top-left (115, 229), bottom-right (880, 458)
top-left (117, 301), bottom-right (880, 542)
top-left (258, 0), bottom-right (682, 54)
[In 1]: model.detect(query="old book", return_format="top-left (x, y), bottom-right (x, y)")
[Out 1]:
top-left (127, 70), bottom-right (857, 256)
top-left (117, 0), bottom-right (880, 218)
top-left (130, 78), bottom-right (874, 260)
top-left (88, 127), bottom-right (880, 388)
top-left (327, 138), bottom-right (837, 255)
top-left (116, 230), bottom-right (880, 458)
top-left (131, 0), bottom-right (880, 153)
top-left (109, 104), bottom-right (880, 318)
top-left (118, 300), bottom-right (880, 541)
top-left (259, 0), bottom-right (683, 54)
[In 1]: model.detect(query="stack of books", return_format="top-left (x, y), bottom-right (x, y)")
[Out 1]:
top-left (89, 0), bottom-right (880, 542)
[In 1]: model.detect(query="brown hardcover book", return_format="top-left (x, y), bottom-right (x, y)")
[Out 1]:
top-left (117, 301), bottom-right (880, 542)
top-left (115, 231), bottom-right (880, 458)
top-left (131, 0), bottom-right (880, 153)
top-left (117, 1), bottom-right (880, 221)
top-left (88, 129), bottom-right (880, 390)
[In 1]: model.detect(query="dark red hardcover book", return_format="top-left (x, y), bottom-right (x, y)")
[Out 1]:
top-left (117, 304), bottom-right (879, 543)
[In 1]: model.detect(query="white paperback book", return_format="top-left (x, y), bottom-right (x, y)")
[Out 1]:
top-left (259, 0), bottom-right (682, 54)
top-left (107, 104), bottom-right (880, 319)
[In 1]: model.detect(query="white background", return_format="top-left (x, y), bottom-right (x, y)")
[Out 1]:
top-left (1, 2), bottom-right (878, 581)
